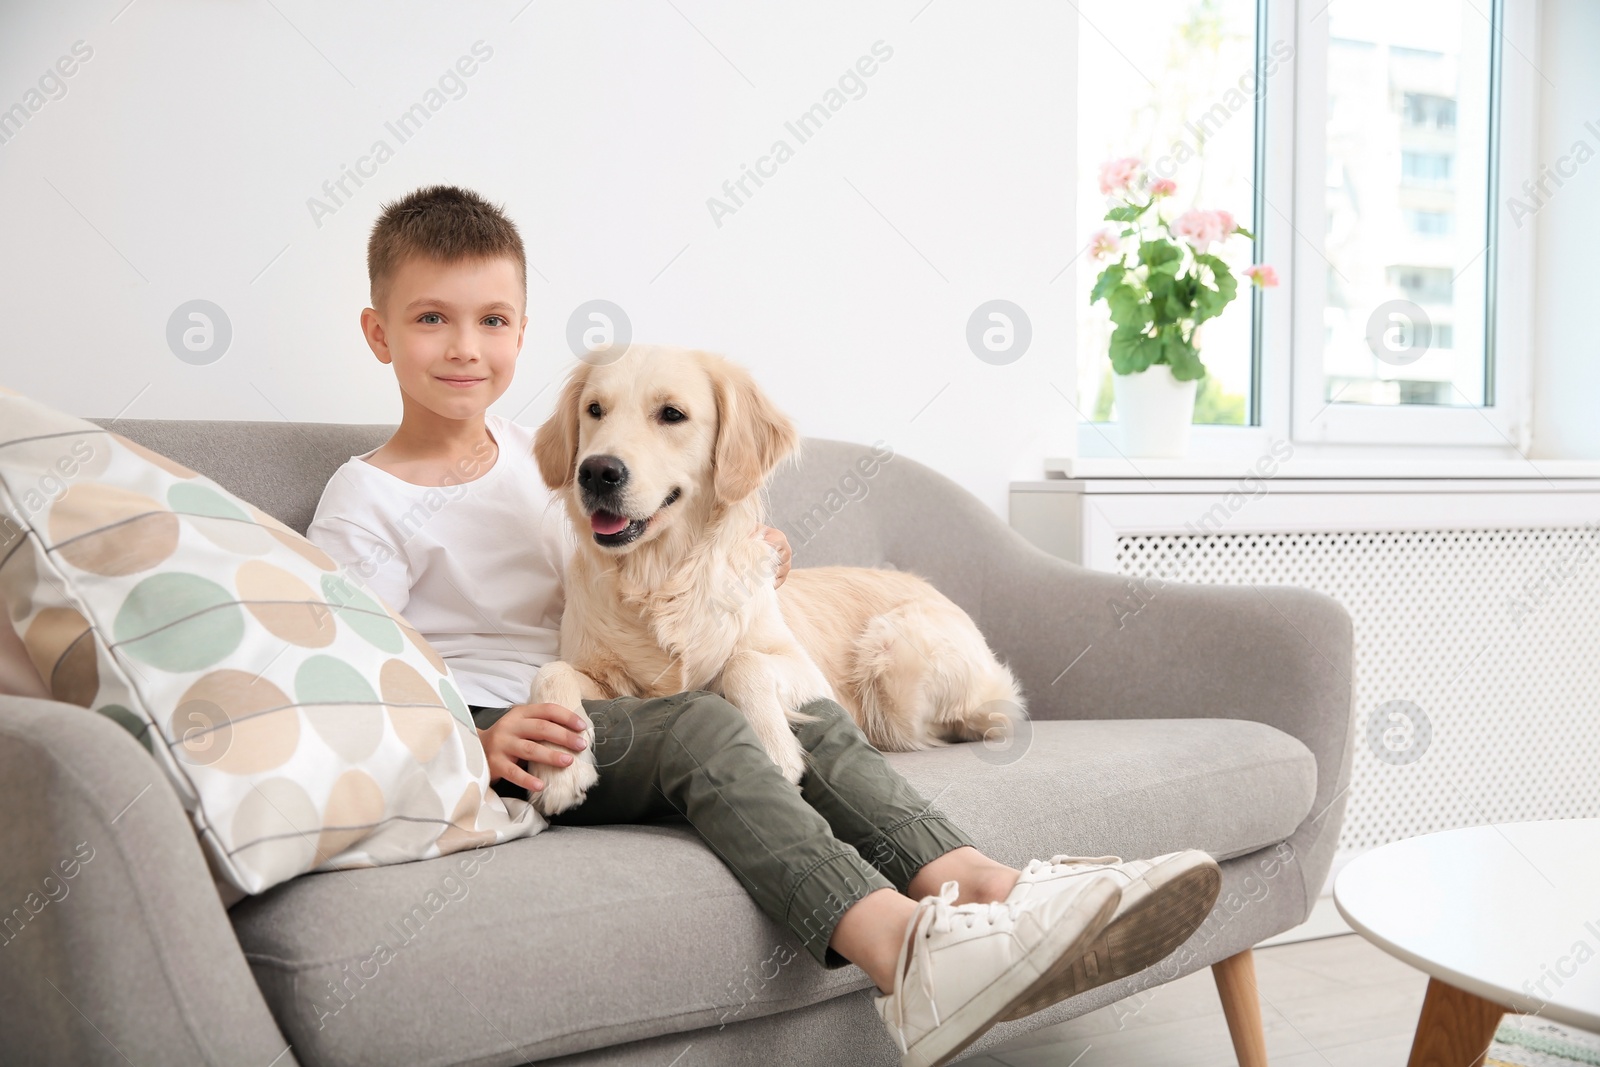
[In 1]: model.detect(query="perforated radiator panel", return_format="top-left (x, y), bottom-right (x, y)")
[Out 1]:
top-left (1114, 527), bottom-right (1600, 861)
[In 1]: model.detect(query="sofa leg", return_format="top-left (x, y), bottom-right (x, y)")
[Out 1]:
top-left (1212, 948), bottom-right (1269, 1066)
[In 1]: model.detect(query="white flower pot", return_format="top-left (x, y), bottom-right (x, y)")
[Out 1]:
top-left (1112, 365), bottom-right (1198, 458)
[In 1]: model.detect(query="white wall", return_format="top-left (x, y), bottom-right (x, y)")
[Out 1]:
top-left (1531, 0), bottom-right (1600, 460)
top-left (0, 1), bottom-right (1075, 517)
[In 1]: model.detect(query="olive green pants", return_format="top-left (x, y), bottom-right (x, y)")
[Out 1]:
top-left (470, 692), bottom-right (973, 966)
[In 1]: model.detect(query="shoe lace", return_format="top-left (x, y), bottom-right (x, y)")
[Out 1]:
top-left (888, 881), bottom-right (1024, 1039)
top-left (1024, 854), bottom-right (1122, 877)
top-left (931, 896), bottom-right (1023, 935)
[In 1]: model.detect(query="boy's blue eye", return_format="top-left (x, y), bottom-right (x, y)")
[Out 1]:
top-left (419, 312), bottom-right (443, 324)
top-left (483, 315), bottom-right (507, 327)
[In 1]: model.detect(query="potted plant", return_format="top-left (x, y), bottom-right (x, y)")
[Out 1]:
top-left (1089, 157), bottom-right (1277, 457)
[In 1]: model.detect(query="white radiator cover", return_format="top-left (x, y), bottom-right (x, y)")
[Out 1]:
top-left (1009, 476), bottom-right (1600, 881)
top-left (1114, 526), bottom-right (1600, 866)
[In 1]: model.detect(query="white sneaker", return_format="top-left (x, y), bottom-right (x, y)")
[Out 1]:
top-left (875, 875), bottom-right (1121, 1067)
top-left (998, 849), bottom-right (1221, 1021)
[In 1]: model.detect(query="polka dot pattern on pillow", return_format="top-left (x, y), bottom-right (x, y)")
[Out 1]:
top-left (0, 388), bottom-right (541, 896)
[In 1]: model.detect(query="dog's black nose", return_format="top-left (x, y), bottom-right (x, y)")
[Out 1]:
top-left (578, 454), bottom-right (628, 492)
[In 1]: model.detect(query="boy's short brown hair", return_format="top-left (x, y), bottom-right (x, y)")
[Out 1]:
top-left (367, 185), bottom-right (526, 311)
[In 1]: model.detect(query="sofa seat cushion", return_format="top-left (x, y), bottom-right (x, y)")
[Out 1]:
top-left (232, 717), bottom-right (1315, 1067)
top-left (893, 717), bottom-right (1318, 868)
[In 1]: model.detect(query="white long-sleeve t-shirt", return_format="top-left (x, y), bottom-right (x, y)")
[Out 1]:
top-left (307, 414), bottom-right (575, 709)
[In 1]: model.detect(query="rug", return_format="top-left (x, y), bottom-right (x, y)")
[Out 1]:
top-left (1488, 1017), bottom-right (1600, 1067)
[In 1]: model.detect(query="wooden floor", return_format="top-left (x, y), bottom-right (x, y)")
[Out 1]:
top-left (972, 934), bottom-right (1432, 1067)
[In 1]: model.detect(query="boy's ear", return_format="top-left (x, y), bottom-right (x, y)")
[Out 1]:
top-left (360, 307), bottom-right (391, 364)
top-left (534, 364), bottom-right (589, 490)
top-left (710, 356), bottom-right (799, 506)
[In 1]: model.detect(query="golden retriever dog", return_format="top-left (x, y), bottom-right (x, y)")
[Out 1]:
top-left (526, 344), bottom-right (1024, 815)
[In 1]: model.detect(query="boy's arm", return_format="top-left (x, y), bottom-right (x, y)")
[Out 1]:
top-left (306, 515), bottom-right (414, 616)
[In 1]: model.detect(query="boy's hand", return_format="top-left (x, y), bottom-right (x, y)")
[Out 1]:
top-left (478, 703), bottom-right (589, 793)
top-left (758, 525), bottom-right (793, 587)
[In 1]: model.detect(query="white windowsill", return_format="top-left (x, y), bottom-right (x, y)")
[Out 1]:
top-left (1043, 456), bottom-right (1600, 481)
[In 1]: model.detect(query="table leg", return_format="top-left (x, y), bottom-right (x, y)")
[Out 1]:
top-left (1406, 977), bottom-right (1507, 1067)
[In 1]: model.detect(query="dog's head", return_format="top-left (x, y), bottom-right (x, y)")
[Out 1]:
top-left (534, 345), bottom-right (798, 553)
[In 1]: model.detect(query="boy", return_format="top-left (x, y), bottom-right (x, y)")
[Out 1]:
top-left (308, 185), bottom-right (1219, 1067)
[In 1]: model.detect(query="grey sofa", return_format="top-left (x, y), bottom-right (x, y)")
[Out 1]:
top-left (0, 419), bottom-right (1355, 1067)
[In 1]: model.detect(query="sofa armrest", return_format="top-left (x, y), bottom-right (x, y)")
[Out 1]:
top-left (0, 696), bottom-right (297, 1066)
top-left (983, 541), bottom-right (1352, 731)
top-left (776, 440), bottom-right (1356, 914)
top-left (979, 539), bottom-right (1357, 909)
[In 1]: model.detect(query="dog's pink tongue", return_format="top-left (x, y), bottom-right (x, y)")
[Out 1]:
top-left (590, 511), bottom-right (629, 536)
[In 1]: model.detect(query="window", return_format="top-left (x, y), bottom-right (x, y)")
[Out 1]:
top-left (1301, 0), bottom-right (1506, 432)
top-left (1402, 208), bottom-right (1454, 236)
top-left (1075, 0), bottom-right (1263, 428)
top-left (1387, 266), bottom-right (1454, 304)
top-left (1072, 0), bottom-right (1535, 458)
top-left (1403, 91), bottom-right (1458, 130)
top-left (1401, 150), bottom-right (1454, 186)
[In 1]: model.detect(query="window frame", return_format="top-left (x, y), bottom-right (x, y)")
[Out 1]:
top-left (1074, 0), bottom-right (1541, 461)
top-left (1289, 0), bottom-right (1537, 450)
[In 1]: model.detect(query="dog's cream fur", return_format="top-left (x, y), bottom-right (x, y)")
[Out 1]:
top-left (526, 345), bottom-right (1024, 815)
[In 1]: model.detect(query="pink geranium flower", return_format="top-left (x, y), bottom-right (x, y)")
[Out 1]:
top-left (1098, 157), bottom-right (1142, 195)
top-left (1149, 177), bottom-right (1177, 197)
top-left (1244, 264), bottom-right (1279, 288)
top-left (1089, 227), bottom-right (1121, 261)
top-left (1172, 209), bottom-right (1243, 254)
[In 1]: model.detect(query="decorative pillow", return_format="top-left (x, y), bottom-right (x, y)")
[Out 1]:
top-left (0, 608), bottom-right (49, 698)
top-left (0, 387), bottom-right (541, 897)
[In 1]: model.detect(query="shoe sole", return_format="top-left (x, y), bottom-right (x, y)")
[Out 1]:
top-left (899, 877), bottom-right (1121, 1067)
top-left (997, 852), bottom-right (1222, 1022)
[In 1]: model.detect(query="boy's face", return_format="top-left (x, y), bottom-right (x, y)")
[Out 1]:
top-left (361, 254), bottom-right (527, 422)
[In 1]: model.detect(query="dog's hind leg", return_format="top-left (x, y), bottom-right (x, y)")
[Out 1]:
top-left (846, 611), bottom-right (940, 752)
top-left (851, 604), bottom-right (1028, 750)
top-left (933, 665), bottom-right (1027, 747)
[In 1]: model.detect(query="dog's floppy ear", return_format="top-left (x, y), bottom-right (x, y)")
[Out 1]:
top-left (534, 363), bottom-right (590, 490)
top-left (710, 357), bottom-right (799, 506)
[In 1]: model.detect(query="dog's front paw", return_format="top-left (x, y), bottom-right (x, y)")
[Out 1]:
top-left (530, 756), bottom-right (599, 816)
top-left (765, 732), bottom-right (807, 786)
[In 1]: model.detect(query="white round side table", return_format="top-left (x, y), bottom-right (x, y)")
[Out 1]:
top-left (1334, 819), bottom-right (1600, 1067)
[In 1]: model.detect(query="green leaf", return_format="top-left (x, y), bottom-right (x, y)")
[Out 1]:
top-left (1132, 335), bottom-right (1163, 373)
top-left (1191, 254), bottom-right (1239, 326)
top-left (1234, 225), bottom-right (1256, 240)
top-left (1090, 263), bottom-right (1126, 304)
top-left (1105, 285), bottom-right (1151, 331)
top-left (1106, 204), bottom-right (1146, 222)
top-left (1194, 252), bottom-right (1230, 278)
top-left (1193, 288), bottom-right (1226, 325)
top-left (1146, 276), bottom-right (1181, 328)
top-left (1161, 329), bottom-right (1208, 381)
top-left (1139, 239), bottom-right (1183, 269)
top-left (1108, 325), bottom-right (1147, 375)
top-left (1174, 272), bottom-right (1197, 305)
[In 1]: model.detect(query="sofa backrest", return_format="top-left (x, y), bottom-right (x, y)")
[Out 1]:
top-left (91, 419), bottom-right (1047, 636)
top-left (91, 419), bottom-right (393, 537)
